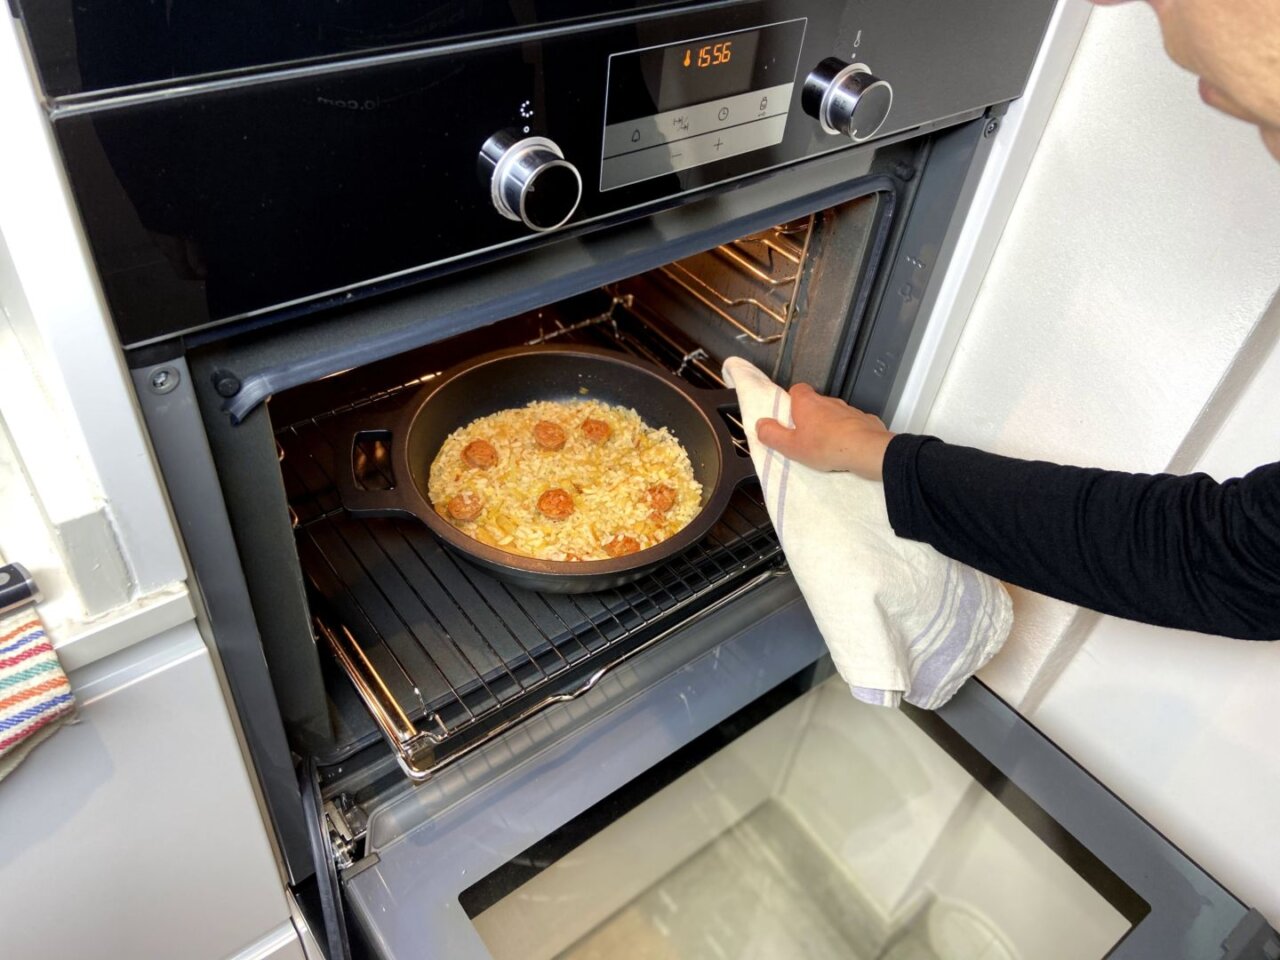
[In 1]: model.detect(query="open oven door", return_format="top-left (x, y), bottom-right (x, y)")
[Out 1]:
top-left (332, 576), bottom-right (1277, 960)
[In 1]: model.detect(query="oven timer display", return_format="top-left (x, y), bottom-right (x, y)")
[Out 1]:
top-left (654, 29), bottom-right (762, 114)
top-left (683, 40), bottom-right (733, 69)
top-left (601, 19), bottom-right (807, 192)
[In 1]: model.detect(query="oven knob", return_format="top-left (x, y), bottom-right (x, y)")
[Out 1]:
top-left (478, 132), bottom-right (583, 232)
top-left (801, 58), bottom-right (893, 143)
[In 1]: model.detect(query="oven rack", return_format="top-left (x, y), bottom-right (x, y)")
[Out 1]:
top-left (276, 306), bottom-right (784, 782)
top-left (654, 217), bottom-right (814, 345)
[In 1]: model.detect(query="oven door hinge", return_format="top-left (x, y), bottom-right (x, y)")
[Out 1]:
top-left (1220, 909), bottom-right (1280, 960)
top-left (323, 796), bottom-right (369, 872)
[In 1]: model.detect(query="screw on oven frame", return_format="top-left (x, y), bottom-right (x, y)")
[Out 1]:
top-left (983, 118), bottom-right (1000, 138)
top-left (148, 366), bottom-right (180, 394)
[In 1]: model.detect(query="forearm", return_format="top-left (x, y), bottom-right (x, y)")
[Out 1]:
top-left (883, 435), bottom-right (1280, 640)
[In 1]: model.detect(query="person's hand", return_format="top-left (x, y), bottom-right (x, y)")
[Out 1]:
top-left (755, 384), bottom-right (894, 480)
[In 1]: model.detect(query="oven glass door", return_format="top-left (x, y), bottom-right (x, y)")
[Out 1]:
top-left (464, 674), bottom-right (1133, 960)
top-left (341, 584), bottom-right (1253, 960)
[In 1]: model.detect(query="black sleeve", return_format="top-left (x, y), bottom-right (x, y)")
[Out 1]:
top-left (882, 434), bottom-right (1280, 641)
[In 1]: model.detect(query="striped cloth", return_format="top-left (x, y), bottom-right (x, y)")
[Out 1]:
top-left (0, 611), bottom-right (74, 781)
top-left (724, 358), bottom-right (1013, 709)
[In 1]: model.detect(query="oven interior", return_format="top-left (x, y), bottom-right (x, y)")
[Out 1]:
top-left (261, 194), bottom-right (881, 803)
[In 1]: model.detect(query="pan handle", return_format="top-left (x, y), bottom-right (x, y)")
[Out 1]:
top-left (329, 421), bottom-right (425, 518)
top-left (694, 386), bottom-right (759, 488)
top-left (316, 387), bottom-right (432, 519)
top-left (333, 426), bottom-right (396, 515)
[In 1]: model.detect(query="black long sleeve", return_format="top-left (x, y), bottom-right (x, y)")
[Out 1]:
top-left (882, 435), bottom-right (1280, 641)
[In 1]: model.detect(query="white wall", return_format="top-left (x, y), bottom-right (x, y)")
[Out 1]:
top-left (1031, 325), bottom-right (1280, 922)
top-left (922, 0), bottom-right (1280, 925)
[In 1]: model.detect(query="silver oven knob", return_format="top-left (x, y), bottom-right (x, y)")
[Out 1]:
top-left (801, 58), bottom-right (893, 143)
top-left (478, 132), bottom-right (582, 232)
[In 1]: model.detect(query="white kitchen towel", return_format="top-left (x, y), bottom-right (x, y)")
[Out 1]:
top-left (723, 357), bottom-right (1013, 709)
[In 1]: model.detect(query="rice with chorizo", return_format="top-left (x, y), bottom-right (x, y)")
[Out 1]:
top-left (428, 399), bottom-right (702, 561)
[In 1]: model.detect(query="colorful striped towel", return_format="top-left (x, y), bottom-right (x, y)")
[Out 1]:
top-left (0, 611), bottom-right (74, 781)
top-left (724, 358), bottom-right (1013, 709)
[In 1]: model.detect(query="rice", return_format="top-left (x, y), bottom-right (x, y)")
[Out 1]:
top-left (427, 399), bottom-right (703, 561)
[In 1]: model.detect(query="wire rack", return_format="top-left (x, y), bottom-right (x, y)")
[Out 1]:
top-left (654, 217), bottom-right (814, 345)
top-left (276, 302), bottom-right (784, 781)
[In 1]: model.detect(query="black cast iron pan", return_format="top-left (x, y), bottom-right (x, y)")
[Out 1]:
top-left (332, 345), bottom-right (757, 593)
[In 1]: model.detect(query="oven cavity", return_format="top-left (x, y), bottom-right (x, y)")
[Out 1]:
top-left (272, 216), bottom-right (836, 784)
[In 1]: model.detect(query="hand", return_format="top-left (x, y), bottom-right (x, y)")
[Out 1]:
top-left (755, 383), bottom-right (894, 480)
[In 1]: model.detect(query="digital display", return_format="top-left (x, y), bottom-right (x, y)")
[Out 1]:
top-left (655, 30), bottom-right (761, 112)
top-left (601, 18), bottom-right (806, 191)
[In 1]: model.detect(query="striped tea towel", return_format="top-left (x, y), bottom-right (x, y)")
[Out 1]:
top-left (723, 357), bottom-right (1012, 709)
top-left (0, 611), bottom-right (74, 781)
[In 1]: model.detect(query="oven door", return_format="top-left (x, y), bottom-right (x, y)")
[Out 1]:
top-left (339, 576), bottom-right (1264, 960)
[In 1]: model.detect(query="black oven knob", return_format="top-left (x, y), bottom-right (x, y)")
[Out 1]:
top-left (478, 132), bottom-right (583, 232)
top-left (801, 58), bottom-right (893, 143)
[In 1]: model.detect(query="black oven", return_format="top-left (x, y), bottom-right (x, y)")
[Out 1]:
top-left (15, 0), bottom-right (1279, 957)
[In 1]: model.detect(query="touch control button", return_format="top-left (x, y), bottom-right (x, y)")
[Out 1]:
top-left (602, 83), bottom-right (793, 159)
top-left (601, 114), bottom-right (788, 191)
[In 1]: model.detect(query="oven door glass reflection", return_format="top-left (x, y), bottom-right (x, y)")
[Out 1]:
top-left (463, 676), bottom-right (1137, 960)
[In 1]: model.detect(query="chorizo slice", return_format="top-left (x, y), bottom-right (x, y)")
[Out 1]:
top-left (532, 420), bottom-right (567, 450)
top-left (603, 534), bottom-right (641, 557)
top-left (446, 492), bottom-right (484, 521)
top-left (580, 418), bottom-right (612, 444)
top-left (537, 488), bottom-right (575, 520)
top-left (462, 439), bottom-right (498, 469)
top-left (647, 483), bottom-right (677, 514)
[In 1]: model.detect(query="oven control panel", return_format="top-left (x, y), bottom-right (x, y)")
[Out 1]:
top-left (600, 19), bottom-right (806, 191)
top-left (45, 0), bottom-right (1056, 348)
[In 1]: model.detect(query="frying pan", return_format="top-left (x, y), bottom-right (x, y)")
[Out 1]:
top-left (333, 344), bottom-right (757, 593)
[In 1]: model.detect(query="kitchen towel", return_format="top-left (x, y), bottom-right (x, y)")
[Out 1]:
top-left (723, 357), bottom-right (1012, 709)
top-left (0, 610), bottom-right (74, 781)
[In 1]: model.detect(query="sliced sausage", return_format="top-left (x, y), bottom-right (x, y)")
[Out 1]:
top-left (537, 488), bottom-right (575, 520)
top-left (647, 483), bottom-right (677, 514)
top-left (446, 492), bottom-right (484, 522)
top-left (532, 420), bottom-right (567, 450)
top-left (462, 439), bottom-right (498, 469)
top-left (580, 418), bottom-right (612, 444)
top-left (604, 534), bottom-right (641, 557)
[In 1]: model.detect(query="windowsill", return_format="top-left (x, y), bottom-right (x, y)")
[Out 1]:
top-left (46, 582), bottom-right (196, 673)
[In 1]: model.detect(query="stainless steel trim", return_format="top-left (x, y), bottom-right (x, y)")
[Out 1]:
top-left (820, 62), bottom-right (893, 143)
top-left (317, 620), bottom-right (418, 747)
top-left (488, 136), bottom-right (583, 232)
top-left (819, 61), bottom-right (865, 135)
top-left (517, 158), bottom-right (582, 231)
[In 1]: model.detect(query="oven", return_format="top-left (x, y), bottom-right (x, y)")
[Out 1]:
top-left (14, 0), bottom-right (1277, 957)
